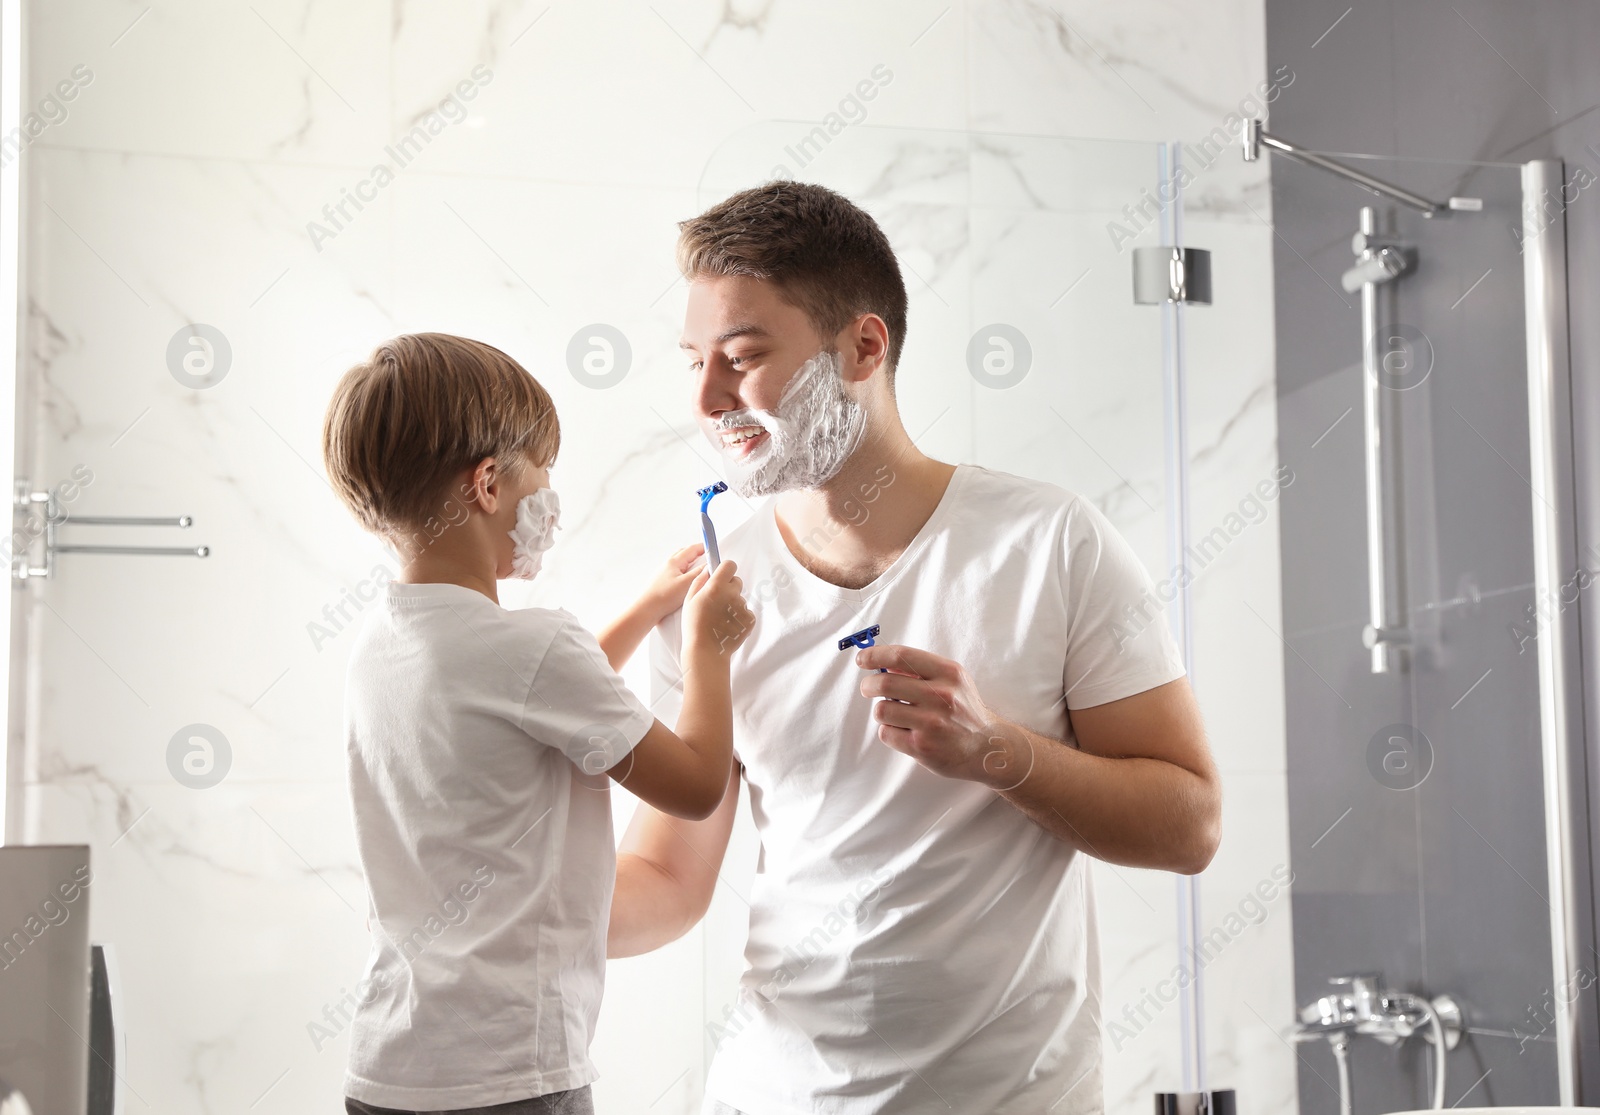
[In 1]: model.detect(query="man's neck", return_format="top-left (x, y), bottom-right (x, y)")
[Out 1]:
top-left (774, 430), bottom-right (957, 591)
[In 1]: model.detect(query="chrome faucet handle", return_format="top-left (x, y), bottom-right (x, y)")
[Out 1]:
top-left (1328, 973), bottom-right (1385, 1021)
top-left (1300, 994), bottom-right (1347, 1027)
top-left (1328, 972), bottom-right (1383, 995)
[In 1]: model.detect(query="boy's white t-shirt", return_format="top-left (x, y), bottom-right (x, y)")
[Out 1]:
top-left (342, 581), bottom-right (653, 1109)
top-left (650, 463), bottom-right (1186, 1115)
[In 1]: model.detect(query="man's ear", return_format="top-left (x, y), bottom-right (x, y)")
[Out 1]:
top-left (841, 313), bottom-right (890, 383)
top-left (465, 456), bottom-right (501, 515)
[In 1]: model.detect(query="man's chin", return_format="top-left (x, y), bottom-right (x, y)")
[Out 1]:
top-left (729, 437), bottom-right (867, 497)
top-left (726, 471), bottom-right (784, 499)
top-left (725, 457), bottom-right (799, 499)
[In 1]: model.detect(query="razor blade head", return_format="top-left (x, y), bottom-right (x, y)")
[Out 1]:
top-left (837, 624), bottom-right (881, 651)
top-left (698, 480), bottom-right (729, 513)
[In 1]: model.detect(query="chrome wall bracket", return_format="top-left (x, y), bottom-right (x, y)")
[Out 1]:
top-left (1133, 246), bottom-right (1213, 305)
top-left (12, 479), bottom-right (209, 581)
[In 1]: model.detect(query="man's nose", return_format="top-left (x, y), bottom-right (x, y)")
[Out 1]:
top-left (695, 357), bottom-right (743, 419)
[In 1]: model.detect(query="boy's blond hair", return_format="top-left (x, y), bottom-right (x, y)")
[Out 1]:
top-left (322, 333), bottom-right (560, 542)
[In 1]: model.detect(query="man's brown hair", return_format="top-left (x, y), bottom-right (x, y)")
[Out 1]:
top-left (321, 333), bottom-right (560, 541)
top-left (677, 181), bottom-right (909, 376)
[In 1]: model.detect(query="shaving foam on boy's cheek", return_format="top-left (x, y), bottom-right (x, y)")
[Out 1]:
top-left (507, 487), bottom-right (561, 580)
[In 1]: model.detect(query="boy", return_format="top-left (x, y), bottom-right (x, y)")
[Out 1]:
top-left (321, 332), bottom-right (752, 1114)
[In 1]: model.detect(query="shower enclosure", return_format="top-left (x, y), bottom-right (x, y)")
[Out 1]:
top-left (695, 121), bottom-right (1588, 1114)
top-left (1268, 137), bottom-right (1590, 1112)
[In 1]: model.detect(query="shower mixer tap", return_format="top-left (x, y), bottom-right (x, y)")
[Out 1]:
top-left (1295, 973), bottom-right (1461, 1112)
top-left (1297, 974), bottom-right (1459, 1042)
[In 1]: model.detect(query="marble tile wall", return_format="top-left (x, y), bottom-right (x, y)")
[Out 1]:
top-left (13, 1), bottom-right (1289, 1111)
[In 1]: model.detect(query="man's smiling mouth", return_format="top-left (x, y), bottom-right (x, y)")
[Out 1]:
top-left (720, 426), bottom-right (769, 458)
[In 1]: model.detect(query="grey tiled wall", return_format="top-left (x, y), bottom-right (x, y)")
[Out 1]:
top-left (1265, 1), bottom-right (1600, 1110)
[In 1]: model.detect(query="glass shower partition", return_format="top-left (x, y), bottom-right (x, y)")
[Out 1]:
top-left (692, 124), bottom-right (1233, 1113)
top-left (1272, 150), bottom-right (1589, 1112)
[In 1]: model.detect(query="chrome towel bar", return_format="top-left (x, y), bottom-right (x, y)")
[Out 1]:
top-left (12, 479), bottom-right (210, 580)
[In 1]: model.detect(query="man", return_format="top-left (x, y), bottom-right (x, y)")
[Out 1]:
top-left (608, 181), bottom-right (1221, 1115)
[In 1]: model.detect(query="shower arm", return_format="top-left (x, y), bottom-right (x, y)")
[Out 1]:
top-left (1242, 119), bottom-right (1443, 216)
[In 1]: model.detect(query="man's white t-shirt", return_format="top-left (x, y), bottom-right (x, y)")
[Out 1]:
top-left (650, 463), bottom-right (1186, 1115)
top-left (342, 581), bottom-right (653, 1109)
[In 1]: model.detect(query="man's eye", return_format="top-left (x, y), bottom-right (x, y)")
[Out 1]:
top-left (689, 360), bottom-right (703, 372)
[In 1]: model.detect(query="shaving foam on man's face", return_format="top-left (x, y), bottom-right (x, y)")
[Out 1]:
top-left (707, 349), bottom-right (868, 497)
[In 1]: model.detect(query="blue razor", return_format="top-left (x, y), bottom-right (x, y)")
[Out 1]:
top-left (839, 624), bottom-right (887, 672)
top-left (698, 481), bottom-right (728, 568)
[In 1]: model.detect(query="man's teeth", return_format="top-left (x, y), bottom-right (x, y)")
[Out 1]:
top-left (723, 428), bottom-right (765, 446)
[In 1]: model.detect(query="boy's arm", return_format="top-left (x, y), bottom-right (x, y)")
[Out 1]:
top-left (606, 642), bottom-right (733, 819)
top-left (597, 543), bottom-right (705, 671)
top-left (609, 762), bottom-right (742, 958)
top-left (603, 559), bottom-right (750, 820)
top-left (595, 598), bottom-right (658, 673)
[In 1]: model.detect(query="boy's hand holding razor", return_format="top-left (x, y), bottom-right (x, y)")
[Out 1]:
top-left (642, 542), bottom-right (710, 620)
top-left (596, 542), bottom-right (754, 671)
top-left (604, 557), bottom-right (750, 820)
top-left (682, 558), bottom-right (755, 661)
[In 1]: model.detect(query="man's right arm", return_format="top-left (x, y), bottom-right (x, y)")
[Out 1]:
top-left (608, 760), bottom-right (742, 958)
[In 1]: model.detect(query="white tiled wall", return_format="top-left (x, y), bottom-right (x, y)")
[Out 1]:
top-left (14, 1), bottom-right (1292, 1112)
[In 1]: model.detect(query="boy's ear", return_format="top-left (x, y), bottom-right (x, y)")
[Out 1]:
top-left (465, 456), bottom-right (500, 515)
